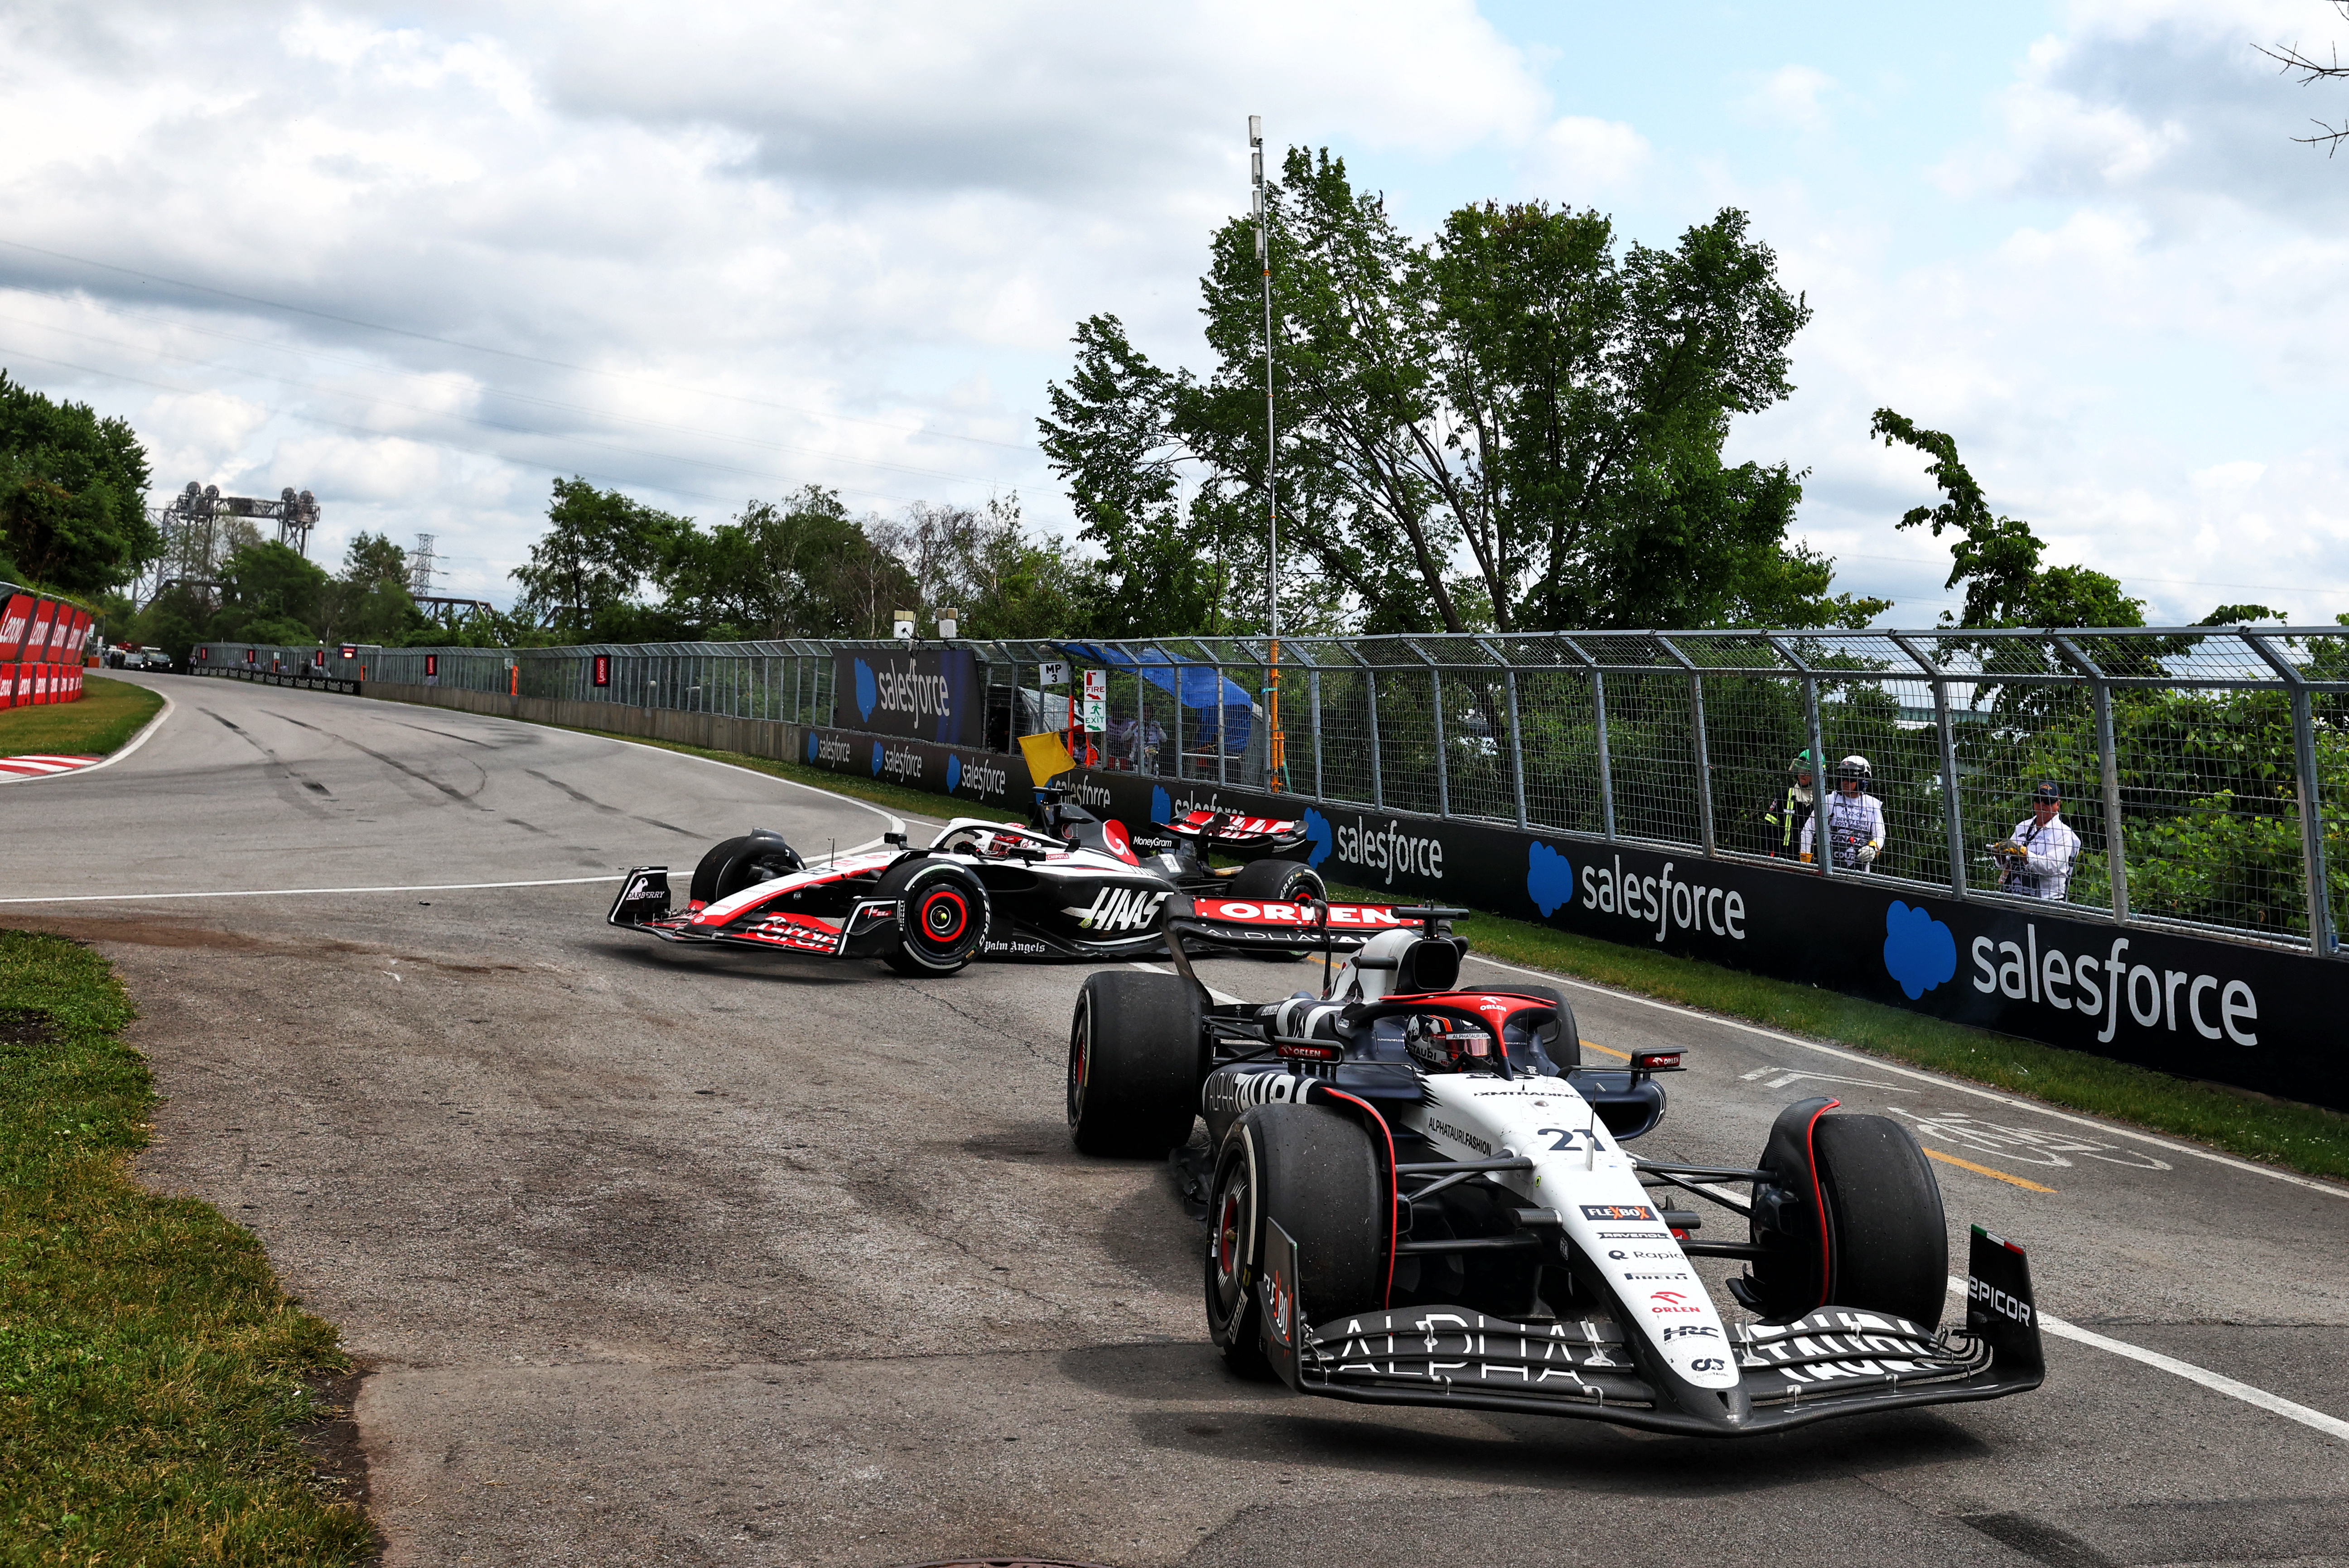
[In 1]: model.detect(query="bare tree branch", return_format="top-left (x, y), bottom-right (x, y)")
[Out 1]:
top-left (2256, 3), bottom-right (2349, 153)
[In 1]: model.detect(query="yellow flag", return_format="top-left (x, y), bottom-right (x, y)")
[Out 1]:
top-left (1018, 730), bottom-right (1076, 783)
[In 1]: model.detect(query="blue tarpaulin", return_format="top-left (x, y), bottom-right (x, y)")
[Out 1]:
top-left (1056, 643), bottom-right (1254, 751)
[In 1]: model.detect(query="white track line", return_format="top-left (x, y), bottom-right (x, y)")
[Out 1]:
top-left (1942, 1277), bottom-right (2349, 1443)
top-left (1462, 951), bottom-right (2349, 1201)
top-left (0, 875), bottom-right (623, 905)
top-left (1, 682), bottom-right (176, 784)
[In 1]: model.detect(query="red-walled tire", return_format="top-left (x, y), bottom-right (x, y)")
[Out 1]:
top-left (875, 859), bottom-right (989, 977)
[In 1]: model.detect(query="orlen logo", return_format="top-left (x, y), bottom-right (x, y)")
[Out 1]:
top-left (1075, 885), bottom-right (1169, 932)
top-left (1331, 815), bottom-right (1445, 886)
top-left (811, 734), bottom-right (852, 767)
top-left (1647, 1290), bottom-right (1702, 1316)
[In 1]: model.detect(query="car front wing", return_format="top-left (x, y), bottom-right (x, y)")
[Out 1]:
top-left (1259, 1223), bottom-right (2044, 1437)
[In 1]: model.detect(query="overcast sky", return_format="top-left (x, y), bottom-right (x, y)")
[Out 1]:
top-left (3, 0), bottom-right (2345, 626)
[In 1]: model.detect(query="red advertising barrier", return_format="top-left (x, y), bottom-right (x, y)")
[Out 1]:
top-left (0, 590), bottom-right (96, 709)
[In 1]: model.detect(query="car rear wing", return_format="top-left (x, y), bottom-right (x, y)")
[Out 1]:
top-left (1160, 809), bottom-right (1309, 858)
top-left (1157, 896), bottom-right (1466, 995)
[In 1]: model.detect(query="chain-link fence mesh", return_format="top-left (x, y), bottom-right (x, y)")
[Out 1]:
top-left (192, 625), bottom-right (2349, 955)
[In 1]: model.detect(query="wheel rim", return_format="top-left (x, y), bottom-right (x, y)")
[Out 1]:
top-left (916, 887), bottom-right (969, 945)
top-left (1209, 1163), bottom-right (1252, 1329)
top-left (1066, 994), bottom-right (1092, 1127)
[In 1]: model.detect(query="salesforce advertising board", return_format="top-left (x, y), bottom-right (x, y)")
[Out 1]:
top-left (831, 649), bottom-right (982, 747)
top-left (1050, 772), bottom-right (2345, 1110)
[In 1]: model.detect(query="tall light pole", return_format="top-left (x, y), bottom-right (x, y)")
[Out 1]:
top-left (1251, 115), bottom-right (1288, 790)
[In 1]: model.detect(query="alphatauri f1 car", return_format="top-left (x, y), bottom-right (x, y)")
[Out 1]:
top-left (606, 786), bottom-right (1406, 975)
top-left (1066, 907), bottom-right (2045, 1437)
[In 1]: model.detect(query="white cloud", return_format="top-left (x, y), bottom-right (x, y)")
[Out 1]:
top-left (1520, 116), bottom-right (1651, 193)
top-left (1744, 65), bottom-right (1836, 130)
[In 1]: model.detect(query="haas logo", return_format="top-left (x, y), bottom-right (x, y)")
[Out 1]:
top-left (1074, 885), bottom-right (1170, 932)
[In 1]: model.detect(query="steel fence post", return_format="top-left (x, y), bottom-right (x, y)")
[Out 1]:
top-left (2054, 636), bottom-right (2129, 922)
top-left (1803, 675), bottom-right (1830, 880)
top-left (2245, 631), bottom-right (2335, 955)
top-left (1310, 666), bottom-right (1324, 799)
top-left (1659, 636), bottom-right (1713, 856)
top-left (1891, 632), bottom-right (1967, 896)
top-left (1364, 654), bottom-right (1384, 809)
top-left (1481, 638), bottom-right (1528, 829)
top-left (1566, 639), bottom-right (1616, 842)
top-left (1214, 662), bottom-right (1228, 786)
top-left (1425, 649), bottom-right (1450, 818)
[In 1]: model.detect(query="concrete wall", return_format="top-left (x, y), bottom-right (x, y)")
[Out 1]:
top-left (366, 683), bottom-right (807, 762)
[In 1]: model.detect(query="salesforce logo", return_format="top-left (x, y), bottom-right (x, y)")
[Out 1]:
top-left (1300, 807), bottom-right (1333, 868)
top-left (1527, 841), bottom-right (1575, 917)
top-left (1883, 901), bottom-right (1958, 1000)
top-left (870, 741), bottom-right (884, 776)
top-left (947, 755), bottom-right (961, 793)
top-left (1151, 785), bottom-right (1172, 825)
top-left (805, 732), bottom-right (819, 762)
top-left (854, 658), bottom-right (878, 723)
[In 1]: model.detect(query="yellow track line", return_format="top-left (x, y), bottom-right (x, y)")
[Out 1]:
top-left (1582, 1039), bottom-right (1631, 1061)
top-left (1924, 1146), bottom-right (2057, 1193)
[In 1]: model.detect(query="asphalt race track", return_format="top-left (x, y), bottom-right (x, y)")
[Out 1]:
top-left (17, 673), bottom-right (2349, 1568)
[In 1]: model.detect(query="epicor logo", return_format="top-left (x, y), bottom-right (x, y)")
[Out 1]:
top-left (1331, 815), bottom-right (1445, 885)
top-left (1578, 854), bottom-right (1747, 943)
top-left (1971, 927), bottom-right (2260, 1047)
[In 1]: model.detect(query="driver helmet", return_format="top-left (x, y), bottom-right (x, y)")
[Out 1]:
top-left (1403, 1013), bottom-right (1496, 1074)
top-left (1836, 754), bottom-right (1872, 792)
top-left (1788, 748), bottom-right (1814, 781)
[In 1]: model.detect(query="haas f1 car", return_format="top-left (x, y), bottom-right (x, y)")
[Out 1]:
top-left (1066, 907), bottom-right (2045, 1437)
top-left (606, 786), bottom-right (1405, 974)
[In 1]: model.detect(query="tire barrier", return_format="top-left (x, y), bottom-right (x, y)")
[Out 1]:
top-left (0, 586), bottom-right (96, 712)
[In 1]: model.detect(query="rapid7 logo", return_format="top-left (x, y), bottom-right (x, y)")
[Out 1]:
top-left (1074, 884), bottom-right (1171, 932)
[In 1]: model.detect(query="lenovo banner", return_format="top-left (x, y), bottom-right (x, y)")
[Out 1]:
top-left (830, 649), bottom-right (982, 747)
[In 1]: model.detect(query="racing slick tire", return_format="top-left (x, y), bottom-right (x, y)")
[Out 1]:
top-left (690, 831), bottom-right (804, 906)
top-left (1204, 1104), bottom-right (1386, 1380)
top-left (873, 859), bottom-right (989, 977)
top-left (1225, 857), bottom-right (1328, 960)
top-left (1741, 1106), bottom-right (1947, 1328)
top-left (1067, 971), bottom-right (1201, 1157)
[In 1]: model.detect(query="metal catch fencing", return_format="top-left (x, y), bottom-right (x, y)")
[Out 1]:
top-left (196, 626), bottom-right (2349, 957)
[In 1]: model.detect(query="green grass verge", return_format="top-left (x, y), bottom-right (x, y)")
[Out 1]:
top-left (0, 930), bottom-right (371, 1564)
top-left (1316, 879), bottom-right (2349, 1182)
top-left (0, 675), bottom-right (165, 757)
top-left (466, 708), bottom-right (2349, 1184)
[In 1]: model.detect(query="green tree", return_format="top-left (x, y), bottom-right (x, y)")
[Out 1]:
top-left (511, 478), bottom-right (693, 641)
top-left (212, 540), bottom-right (330, 645)
top-left (1042, 154), bottom-right (1881, 636)
top-left (1870, 409), bottom-right (2143, 629)
top-left (662, 487), bottom-right (912, 639)
top-left (320, 531), bottom-right (426, 646)
top-left (0, 370), bottom-right (158, 593)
